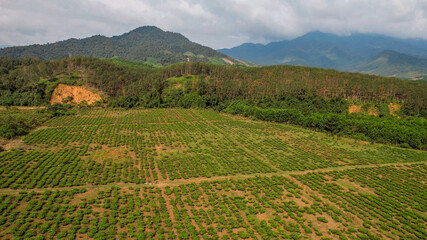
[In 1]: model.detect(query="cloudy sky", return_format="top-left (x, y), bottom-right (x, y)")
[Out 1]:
top-left (1, 0), bottom-right (426, 49)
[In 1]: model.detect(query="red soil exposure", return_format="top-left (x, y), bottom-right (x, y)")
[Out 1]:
top-left (50, 84), bottom-right (102, 105)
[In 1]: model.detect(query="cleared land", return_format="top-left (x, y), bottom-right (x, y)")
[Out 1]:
top-left (0, 108), bottom-right (426, 239)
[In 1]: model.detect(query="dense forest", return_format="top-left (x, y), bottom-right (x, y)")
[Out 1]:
top-left (1, 56), bottom-right (425, 113)
top-left (1, 56), bottom-right (426, 149)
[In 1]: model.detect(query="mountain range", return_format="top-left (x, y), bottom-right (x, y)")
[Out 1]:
top-left (0, 26), bottom-right (244, 66)
top-left (219, 32), bottom-right (427, 79)
top-left (1, 27), bottom-right (426, 79)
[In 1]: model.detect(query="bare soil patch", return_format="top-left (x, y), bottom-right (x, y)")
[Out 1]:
top-left (222, 58), bottom-right (235, 65)
top-left (83, 146), bottom-right (136, 163)
top-left (348, 104), bottom-right (362, 114)
top-left (368, 107), bottom-right (378, 116)
top-left (335, 179), bottom-right (378, 196)
top-left (388, 103), bottom-right (400, 116)
top-left (1, 138), bottom-right (30, 151)
top-left (235, 58), bottom-right (251, 66)
top-left (341, 138), bottom-right (370, 146)
top-left (50, 83), bottom-right (102, 105)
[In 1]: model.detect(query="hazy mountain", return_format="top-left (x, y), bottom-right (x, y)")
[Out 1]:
top-left (0, 26), bottom-right (238, 66)
top-left (356, 50), bottom-right (427, 80)
top-left (219, 32), bottom-right (427, 77)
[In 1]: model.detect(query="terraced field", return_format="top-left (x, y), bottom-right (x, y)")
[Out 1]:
top-left (0, 108), bottom-right (426, 239)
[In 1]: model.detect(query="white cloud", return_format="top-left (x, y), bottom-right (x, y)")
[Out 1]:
top-left (0, 0), bottom-right (426, 48)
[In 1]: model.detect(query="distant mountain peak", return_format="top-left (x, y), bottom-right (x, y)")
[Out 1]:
top-left (218, 31), bottom-right (427, 78)
top-left (0, 26), bottom-right (237, 66)
top-left (130, 25), bottom-right (161, 32)
top-left (120, 26), bottom-right (186, 39)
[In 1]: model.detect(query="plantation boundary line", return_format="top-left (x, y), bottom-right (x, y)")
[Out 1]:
top-left (1, 161), bottom-right (424, 194)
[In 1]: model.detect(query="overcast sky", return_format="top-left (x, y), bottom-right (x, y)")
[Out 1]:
top-left (1, 0), bottom-right (426, 49)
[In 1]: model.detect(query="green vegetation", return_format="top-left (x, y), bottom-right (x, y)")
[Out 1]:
top-left (0, 108), bottom-right (425, 239)
top-left (357, 50), bottom-right (427, 80)
top-left (1, 108), bottom-right (425, 189)
top-left (294, 164), bottom-right (427, 239)
top-left (2, 56), bottom-right (425, 114)
top-left (0, 30), bottom-right (426, 240)
top-left (1, 56), bottom-right (426, 149)
top-left (225, 103), bottom-right (427, 149)
top-left (0, 26), bottom-right (237, 66)
top-left (104, 58), bottom-right (159, 69)
top-left (0, 105), bottom-right (74, 140)
top-left (0, 108), bottom-right (49, 139)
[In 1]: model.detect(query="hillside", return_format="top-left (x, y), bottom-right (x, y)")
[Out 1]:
top-left (1, 56), bottom-right (426, 149)
top-left (0, 57), bottom-right (425, 102)
top-left (218, 32), bottom-right (427, 78)
top-left (1, 57), bottom-right (425, 114)
top-left (0, 26), bottom-right (239, 66)
top-left (356, 50), bottom-right (427, 80)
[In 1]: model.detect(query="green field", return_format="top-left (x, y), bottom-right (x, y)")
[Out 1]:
top-left (0, 108), bottom-right (426, 239)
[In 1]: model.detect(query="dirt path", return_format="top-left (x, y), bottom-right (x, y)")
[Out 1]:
top-left (1, 161), bottom-right (424, 195)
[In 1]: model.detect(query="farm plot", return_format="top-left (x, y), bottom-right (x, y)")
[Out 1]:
top-left (0, 108), bottom-right (426, 239)
top-left (0, 108), bottom-right (425, 189)
top-left (293, 164), bottom-right (427, 239)
top-left (43, 109), bottom-right (230, 127)
top-left (213, 121), bottom-right (426, 170)
top-left (1, 166), bottom-right (425, 240)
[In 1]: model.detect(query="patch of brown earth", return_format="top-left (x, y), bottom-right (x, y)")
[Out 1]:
top-left (235, 58), bottom-right (251, 66)
top-left (388, 103), bottom-right (400, 117)
top-left (336, 179), bottom-right (378, 196)
top-left (341, 138), bottom-right (369, 146)
top-left (222, 58), bottom-right (235, 65)
top-left (368, 107), bottom-right (378, 116)
top-left (50, 83), bottom-right (102, 105)
top-left (348, 105), bottom-right (362, 114)
top-left (173, 83), bottom-right (183, 89)
top-left (69, 189), bottom-right (99, 204)
top-left (256, 212), bottom-right (274, 221)
top-left (1, 139), bottom-right (30, 151)
top-left (83, 146), bottom-right (136, 164)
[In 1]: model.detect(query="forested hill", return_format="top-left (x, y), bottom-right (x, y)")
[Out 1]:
top-left (1, 57), bottom-right (425, 116)
top-left (0, 26), bottom-right (238, 66)
top-left (1, 56), bottom-right (426, 149)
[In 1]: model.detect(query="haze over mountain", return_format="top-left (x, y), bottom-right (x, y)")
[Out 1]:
top-left (219, 32), bottom-right (427, 79)
top-left (357, 50), bottom-right (427, 80)
top-left (0, 26), bottom-right (241, 66)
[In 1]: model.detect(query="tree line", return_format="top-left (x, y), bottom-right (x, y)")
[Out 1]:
top-left (1, 56), bottom-right (426, 149)
top-left (1, 57), bottom-right (425, 115)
